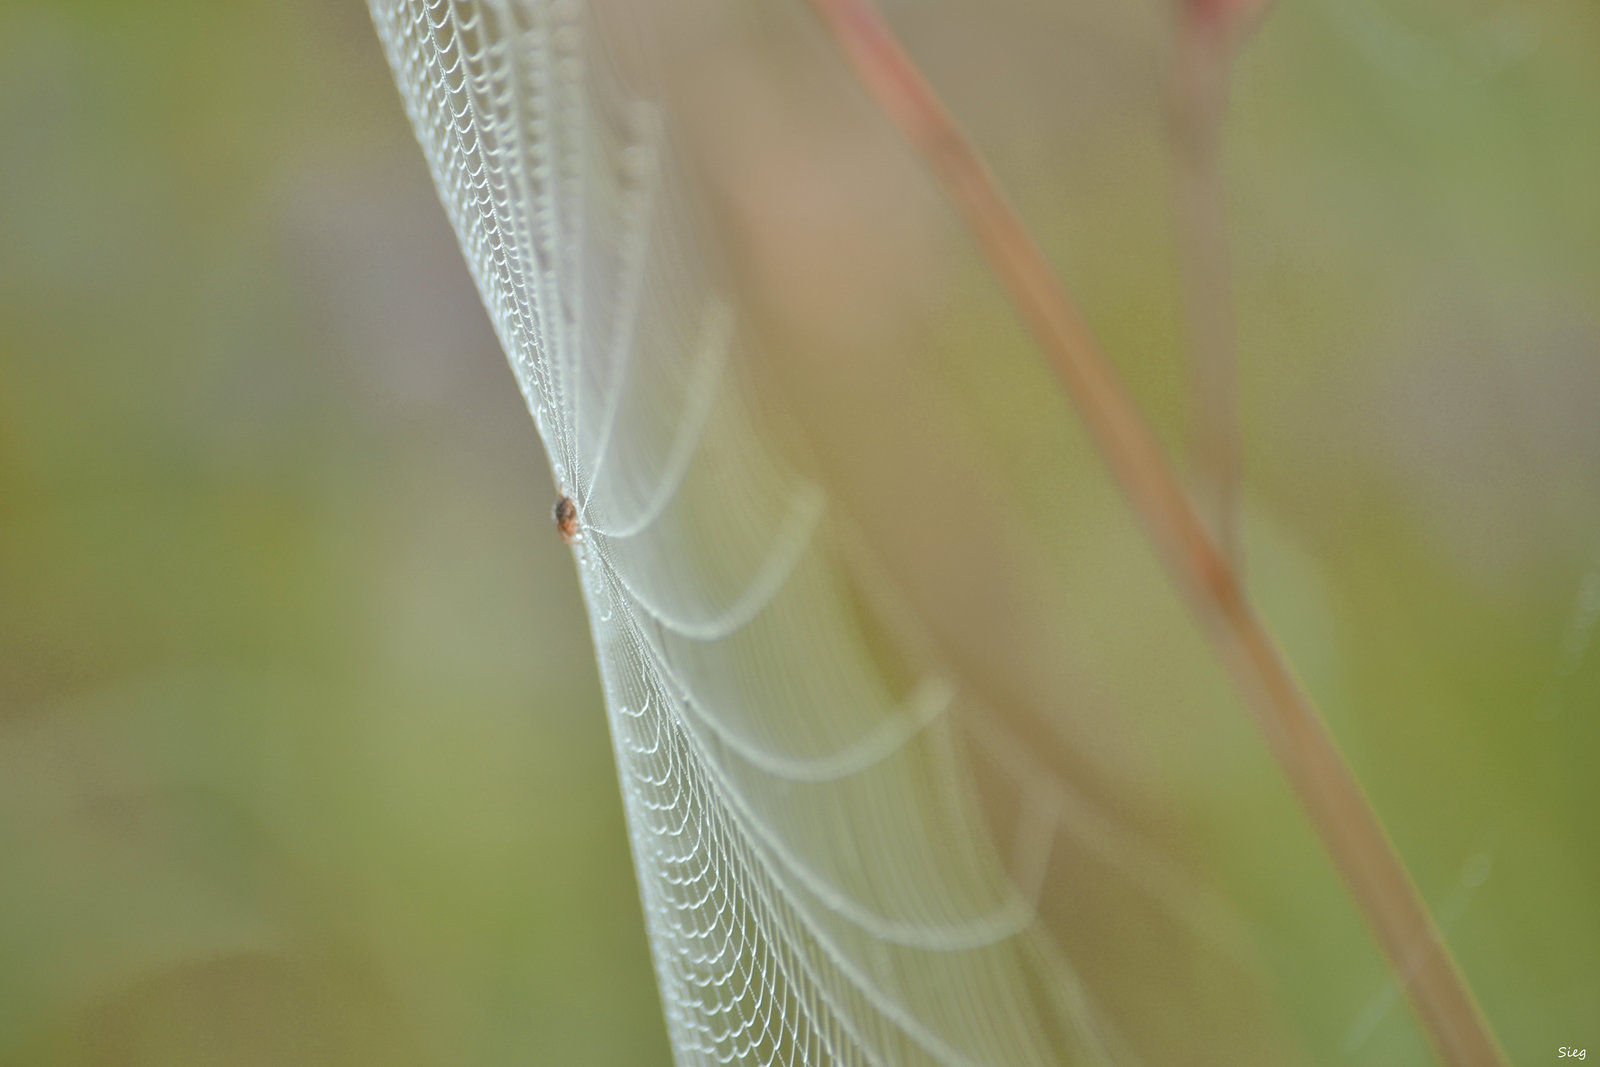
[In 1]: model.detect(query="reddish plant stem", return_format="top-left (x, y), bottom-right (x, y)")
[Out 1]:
top-left (802, 2), bottom-right (1508, 1065)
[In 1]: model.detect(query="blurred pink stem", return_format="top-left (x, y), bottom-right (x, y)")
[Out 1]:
top-left (803, 2), bottom-right (1508, 1065)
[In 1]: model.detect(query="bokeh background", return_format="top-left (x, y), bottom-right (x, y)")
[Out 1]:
top-left (1, 0), bottom-right (1596, 1064)
top-left (0, 2), bottom-right (665, 1063)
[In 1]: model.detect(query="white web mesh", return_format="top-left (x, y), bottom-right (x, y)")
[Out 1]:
top-left (366, 2), bottom-right (1224, 1063)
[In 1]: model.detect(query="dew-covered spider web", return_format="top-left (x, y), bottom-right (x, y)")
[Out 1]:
top-left (367, 2), bottom-right (1291, 1063)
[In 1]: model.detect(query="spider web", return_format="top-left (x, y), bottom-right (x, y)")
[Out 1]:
top-left (367, 3), bottom-right (1254, 1063)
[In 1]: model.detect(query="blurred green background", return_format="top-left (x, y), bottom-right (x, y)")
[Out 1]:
top-left (1, 0), bottom-right (1596, 1064)
top-left (0, 2), bottom-right (668, 1063)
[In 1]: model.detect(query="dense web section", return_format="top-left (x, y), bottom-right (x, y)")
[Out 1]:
top-left (369, 2), bottom-right (1151, 1062)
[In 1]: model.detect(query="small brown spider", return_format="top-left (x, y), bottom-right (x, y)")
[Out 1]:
top-left (554, 495), bottom-right (580, 544)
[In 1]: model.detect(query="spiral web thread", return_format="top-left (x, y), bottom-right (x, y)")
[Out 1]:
top-left (369, 2), bottom-right (1165, 1062)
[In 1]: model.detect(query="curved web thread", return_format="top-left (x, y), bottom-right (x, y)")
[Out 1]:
top-left (370, 2), bottom-right (1219, 1062)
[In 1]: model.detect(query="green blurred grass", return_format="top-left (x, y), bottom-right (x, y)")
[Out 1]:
top-left (0, 2), bottom-right (668, 1063)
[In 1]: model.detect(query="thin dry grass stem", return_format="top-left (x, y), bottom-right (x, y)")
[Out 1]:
top-left (1171, 2), bottom-right (1243, 569)
top-left (802, 2), bottom-right (1509, 1064)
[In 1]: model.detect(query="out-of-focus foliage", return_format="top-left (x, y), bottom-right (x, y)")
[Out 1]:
top-left (0, 0), bottom-right (1596, 1064)
top-left (0, 2), bottom-right (666, 1063)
